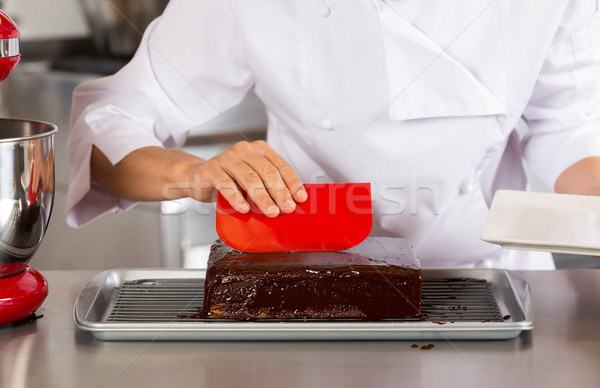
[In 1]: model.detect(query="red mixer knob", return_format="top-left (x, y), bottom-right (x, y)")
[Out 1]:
top-left (0, 10), bottom-right (20, 82)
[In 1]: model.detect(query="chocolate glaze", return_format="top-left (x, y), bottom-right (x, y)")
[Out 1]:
top-left (202, 237), bottom-right (422, 320)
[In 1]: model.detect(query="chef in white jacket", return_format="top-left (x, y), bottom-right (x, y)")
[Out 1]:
top-left (66, 0), bottom-right (600, 269)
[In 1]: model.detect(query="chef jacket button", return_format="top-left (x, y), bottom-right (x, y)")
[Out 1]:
top-left (318, 4), bottom-right (331, 17)
top-left (320, 117), bottom-right (334, 130)
top-left (480, 259), bottom-right (493, 268)
top-left (459, 181), bottom-right (475, 195)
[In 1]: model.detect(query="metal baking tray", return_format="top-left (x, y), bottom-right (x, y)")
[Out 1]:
top-left (73, 268), bottom-right (533, 341)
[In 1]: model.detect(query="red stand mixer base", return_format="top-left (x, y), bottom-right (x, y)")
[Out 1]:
top-left (0, 11), bottom-right (48, 326)
top-left (0, 265), bottom-right (48, 325)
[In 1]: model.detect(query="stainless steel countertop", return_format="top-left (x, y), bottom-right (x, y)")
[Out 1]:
top-left (1, 269), bottom-right (599, 387)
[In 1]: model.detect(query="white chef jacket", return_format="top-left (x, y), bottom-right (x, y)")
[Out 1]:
top-left (66, 0), bottom-right (600, 269)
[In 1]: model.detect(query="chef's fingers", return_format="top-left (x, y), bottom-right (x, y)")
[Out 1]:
top-left (238, 141), bottom-right (301, 214)
top-left (195, 158), bottom-right (251, 213)
top-left (224, 141), bottom-right (286, 217)
top-left (197, 141), bottom-right (304, 217)
top-left (251, 141), bottom-right (308, 204)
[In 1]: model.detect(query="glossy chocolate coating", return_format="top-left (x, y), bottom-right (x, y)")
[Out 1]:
top-left (202, 237), bottom-right (422, 320)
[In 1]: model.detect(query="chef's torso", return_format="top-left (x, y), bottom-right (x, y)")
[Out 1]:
top-left (68, 0), bottom-right (600, 269)
top-left (217, 0), bottom-right (568, 267)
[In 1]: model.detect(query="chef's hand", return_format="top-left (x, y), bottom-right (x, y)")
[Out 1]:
top-left (555, 157), bottom-right (600, 196)
top-left (176, 140), bottom-right (308, 217)
top-left (555, 156), bottom-right (600, 261)
top-left (91, 141), bottom-right (308, 217)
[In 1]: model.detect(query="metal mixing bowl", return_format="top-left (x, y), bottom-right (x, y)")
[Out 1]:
top-left (78, 0), bottom-right (170, 58)
top-left (0, 119), bottom-right (57, 277)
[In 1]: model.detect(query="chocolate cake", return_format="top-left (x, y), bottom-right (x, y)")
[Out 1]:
top-left (202, 237), bottom-right (422, 320)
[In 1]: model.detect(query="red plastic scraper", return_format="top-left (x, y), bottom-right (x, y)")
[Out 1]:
top-left (216, 183), bottom-right (373, 252)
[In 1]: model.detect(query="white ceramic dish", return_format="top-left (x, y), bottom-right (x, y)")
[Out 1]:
top-left (481, 190), bottom-right (600, 256)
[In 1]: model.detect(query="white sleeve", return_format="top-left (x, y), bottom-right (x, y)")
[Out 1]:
top-left (522, 0), bottom-right (600, 192)
top-left (66, 0), bottom-right (253, 227)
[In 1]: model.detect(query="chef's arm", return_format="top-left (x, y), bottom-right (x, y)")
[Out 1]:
top-left (90, 142), bottom-right (307, 218)
top-left (554, 157), bottom-right (600, 196)
top-left (555, 156), bottom-right (600, 261)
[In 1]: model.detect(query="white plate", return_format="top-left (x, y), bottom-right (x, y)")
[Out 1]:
top-left (481, 190), bottom-right (600, 256)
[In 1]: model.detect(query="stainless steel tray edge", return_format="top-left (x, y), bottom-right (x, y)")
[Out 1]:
top-left (73, 268), bottom-right (533, 341)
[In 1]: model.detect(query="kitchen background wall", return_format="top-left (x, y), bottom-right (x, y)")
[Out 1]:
top-left (0, 0), bottom-right (89, 40)
top-left (0, 0), bottom-right (266, 271)
top-left (0, 0), bottom-right (596, 270)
